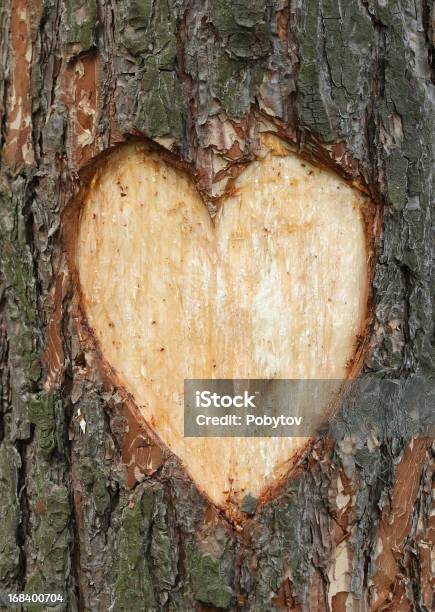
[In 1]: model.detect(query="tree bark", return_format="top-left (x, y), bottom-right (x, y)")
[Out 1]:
top-left (0, 1), bottom-right (433, 611)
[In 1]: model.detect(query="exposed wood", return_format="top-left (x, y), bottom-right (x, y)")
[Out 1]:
top-left (76, 135), bottom-right (372, 508)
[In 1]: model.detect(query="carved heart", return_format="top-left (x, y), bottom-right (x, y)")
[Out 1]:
top-left (76, 135), bottom-right (370, 509)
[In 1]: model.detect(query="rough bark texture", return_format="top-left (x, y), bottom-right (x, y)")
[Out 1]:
top-left (0, 1), bottom-right (433, 611)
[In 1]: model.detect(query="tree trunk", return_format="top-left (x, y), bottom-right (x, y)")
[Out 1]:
top-left (0, 1), bottom-right (433, 611)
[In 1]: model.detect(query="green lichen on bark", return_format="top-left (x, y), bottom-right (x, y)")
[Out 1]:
top-left (63, 0), bottom-right (97, 53)
top-left (136, 63), bottom-right (184, 137)
top-left (210, 0), bottom-right (271, 60)
top-left (68, 393), bottom-right (115, 608)
top-left (0, 444), bottom-right (21, 588)
top-left (296, 0), bottom-right (375, 143)
top-left (28, 394), bottom-right (56, 458)
top-left (73, 396), bottom-right (111, 517)
top-left (123, 0), bottom-right (176, 66)
top-left (209, 52), bottom-right (264, 117)
top-left (148, 487), bottom-right (177, 594)
top-left (188, 542), bottom-right (234, 609)
top-left (25, 484), bottom-right (74, 611)
top-left (111, 481), bottom-right (178, 610)
top-left (22, 399), bottom-right (74, 609)
top-left (0, 182), bottom-right (39, 372)
top-left (205, 0), bottom-right (270, 117)
top-left (242, 478), bottom-right (313, 607)
top-left (0, 178), bottom-right (38, 462)
top-left (112, 487), bottom-right (156, 611)
top-left (77, 455), bottom-right (111, 515)
top-left (117, 0), bottom-right (184, 138)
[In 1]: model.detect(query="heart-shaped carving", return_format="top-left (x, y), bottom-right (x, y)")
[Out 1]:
top-left (76, 135), bottom-right (370, 509)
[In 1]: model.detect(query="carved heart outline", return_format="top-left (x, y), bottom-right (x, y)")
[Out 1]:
top-left (64, 133), bottom-right (376, 514)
